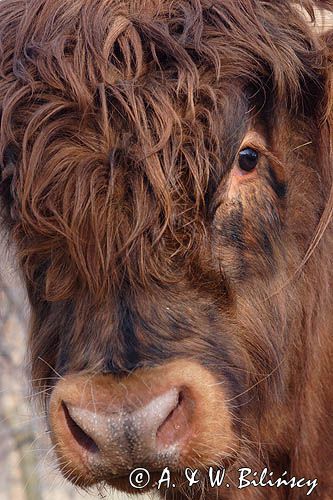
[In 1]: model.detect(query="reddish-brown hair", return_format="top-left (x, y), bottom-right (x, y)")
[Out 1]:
top-left (0, 0), bottom-right (332, 496)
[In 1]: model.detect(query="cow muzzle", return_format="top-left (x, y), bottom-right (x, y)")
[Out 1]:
top-left (49, 360), bottom-right (237, 490)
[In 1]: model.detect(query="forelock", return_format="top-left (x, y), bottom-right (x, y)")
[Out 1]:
top-left (0, 0), bottom-right (329, 300)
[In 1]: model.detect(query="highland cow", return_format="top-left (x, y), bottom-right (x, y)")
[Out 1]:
top-left (0, 0), bottom-right (332, 498)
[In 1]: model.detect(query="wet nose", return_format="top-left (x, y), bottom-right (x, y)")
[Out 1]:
top-left (49, 360), bottom-right (236, 490)
top-left (62, 387), bottom-right (187, 462)
top-left (49, 369), bottom-right (194, 485)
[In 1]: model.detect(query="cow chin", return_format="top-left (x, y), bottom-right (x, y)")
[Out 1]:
top-left (49, 360), bottom-right (238, 491)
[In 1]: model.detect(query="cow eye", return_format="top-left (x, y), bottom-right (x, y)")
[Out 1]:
top-left (238, 148), bottom-right (259, 172)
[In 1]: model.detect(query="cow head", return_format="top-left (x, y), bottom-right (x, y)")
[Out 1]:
top-left (0, 0), bottom-right (332, 496)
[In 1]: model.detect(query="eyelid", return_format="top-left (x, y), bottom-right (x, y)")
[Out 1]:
top-left (239, 142), bottom-right (267, 156)
top-left (209, 143), bottom-right (263, 212)
top-left (240, 143), bottom-right (285, 173)
top-left (210, 138), bottom-right (284, 217)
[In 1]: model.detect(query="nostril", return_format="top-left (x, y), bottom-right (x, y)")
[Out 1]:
top-left (156, 389), bottom-right (193, 448)
top-left (61, 402), bottom-right (99, 454)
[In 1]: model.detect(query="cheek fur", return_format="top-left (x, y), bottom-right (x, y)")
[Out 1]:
top-left (227, 164), bottom-right (259, 198)
top-left (212, 158), bottom-right (287, 281)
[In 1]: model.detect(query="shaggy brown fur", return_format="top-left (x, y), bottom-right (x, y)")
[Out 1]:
top-left (0, 0), bottom-right (333, 498)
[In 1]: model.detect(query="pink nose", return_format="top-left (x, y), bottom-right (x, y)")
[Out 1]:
top-left (61, 387), bottom-right (188, 469)
top-left (49, 360), bottom-right (236, 490)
